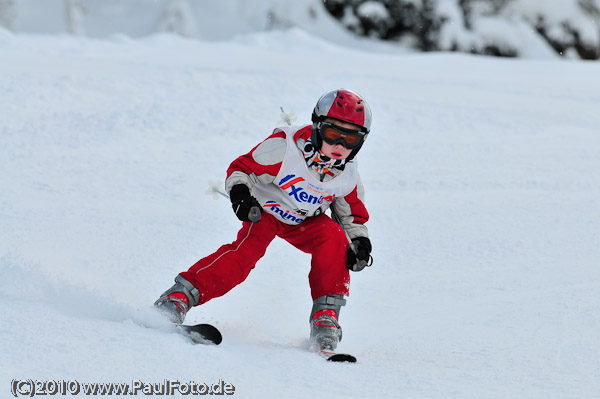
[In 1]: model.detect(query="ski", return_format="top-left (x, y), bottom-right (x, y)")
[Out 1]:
top-left (178, 323), bottom-right (222, 345)
top-left (318, 349), bottom-right (357, 363)
top-left (175, 323), bottom-right (357, 362)
top-left (169, 321), bottom-right (356, 360)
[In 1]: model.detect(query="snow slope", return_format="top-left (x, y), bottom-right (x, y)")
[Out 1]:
top-left (1, 28), bottom-right (600, 398)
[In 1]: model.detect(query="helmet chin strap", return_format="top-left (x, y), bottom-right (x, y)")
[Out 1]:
top-left (310, 122), bottom-right (323, 150)
top-left (346, 141), bottom-right (364, 161)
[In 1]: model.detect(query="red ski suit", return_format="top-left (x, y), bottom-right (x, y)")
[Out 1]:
top-left (180, 125), bottom-right (369, 305)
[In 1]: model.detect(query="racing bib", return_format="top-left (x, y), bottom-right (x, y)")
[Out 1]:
top-left (251, 126), bottom-right (357, 225)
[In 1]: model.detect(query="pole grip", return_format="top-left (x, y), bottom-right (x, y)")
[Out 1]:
top-left (248, 206), bottom-right (262, 223)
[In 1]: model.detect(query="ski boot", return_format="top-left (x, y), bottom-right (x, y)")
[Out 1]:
top-left (154, 275), bottom-right (200, 324)
top-left (309, 295), bottom-right (346, 350)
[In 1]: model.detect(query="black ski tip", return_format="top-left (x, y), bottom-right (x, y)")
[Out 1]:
top-left (318, 349), bottom-right (357, 363)
top-left (326, 353), bottom-right (357, 363)
top-left (180, 323), bottom-right (222, 345)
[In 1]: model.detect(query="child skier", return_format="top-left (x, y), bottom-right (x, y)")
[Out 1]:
top-left (154, 88), bottom-right (373, 350)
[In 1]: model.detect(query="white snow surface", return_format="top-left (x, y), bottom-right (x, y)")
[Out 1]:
top-left (2, 29), bottom-right (600, 399)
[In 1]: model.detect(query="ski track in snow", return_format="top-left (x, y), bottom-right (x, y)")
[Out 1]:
top-left (1, 31), bottom-right (600, 398)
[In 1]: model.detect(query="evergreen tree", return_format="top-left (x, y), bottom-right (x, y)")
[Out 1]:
top-left (323, 0), bottom-right (600, 59)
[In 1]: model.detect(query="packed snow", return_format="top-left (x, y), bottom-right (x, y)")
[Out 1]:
top-left (1, 25), bottom-right (600, 399)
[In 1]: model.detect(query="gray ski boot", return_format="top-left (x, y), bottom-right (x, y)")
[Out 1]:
top-left (154, 275), bottom-right (201, 324)
top-left (309, 295), bottom-right (346, 350)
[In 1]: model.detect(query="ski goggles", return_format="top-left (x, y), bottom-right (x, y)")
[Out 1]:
top-left (318, 122), bottom-right (367, 150)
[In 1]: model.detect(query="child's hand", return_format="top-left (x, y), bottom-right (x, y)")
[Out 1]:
top-left (230, 184), bottom-right (262, 222)
top-left (346, 236), bottom-right (372, 272)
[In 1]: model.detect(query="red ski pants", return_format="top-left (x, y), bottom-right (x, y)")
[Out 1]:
top-left (180, 212), bottom-right (350, 306)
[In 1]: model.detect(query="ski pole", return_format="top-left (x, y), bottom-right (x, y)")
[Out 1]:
top-left (206, 182), bottom-right (261, 223)
top-left (330, 206), bottom-right (371, 271)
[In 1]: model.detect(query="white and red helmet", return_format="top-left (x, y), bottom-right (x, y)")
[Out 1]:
top-left (312, 88), bottom-right (372, 133)
top-left (311, 89), bottom-right (372, 159)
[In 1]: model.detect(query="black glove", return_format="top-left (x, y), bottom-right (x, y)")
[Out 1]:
top-left (230, 184), bottom-right (262, 222)
top-left (346, 236), bottom-right (372, 272)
